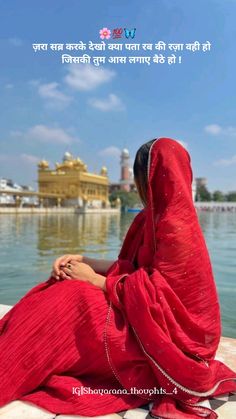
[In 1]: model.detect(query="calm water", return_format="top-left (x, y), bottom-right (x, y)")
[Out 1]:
top-left (0, 211), bottom-right (235, 338)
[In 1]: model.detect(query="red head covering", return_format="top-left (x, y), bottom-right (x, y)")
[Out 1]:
top-left (105, 138), bottom-right (236, 418)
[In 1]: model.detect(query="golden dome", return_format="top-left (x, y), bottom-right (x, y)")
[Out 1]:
top-left (74, 157), bottom-right (84, 168)
top-left (38, 160), bottom-right (49, 169)
top-left (64, 160), bottom-right (74, 168)
top-left (100, 166), bottom-right (108, 176)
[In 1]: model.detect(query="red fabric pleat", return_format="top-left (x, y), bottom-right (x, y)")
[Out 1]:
top-left (0, 276), bottom-right (147, 415)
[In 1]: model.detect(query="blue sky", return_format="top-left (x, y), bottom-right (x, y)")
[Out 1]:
top-left (0, 0), bottom-right (236, 192)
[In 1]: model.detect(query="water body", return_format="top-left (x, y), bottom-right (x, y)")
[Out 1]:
top-left (0, 211), bottom-right (235, 338)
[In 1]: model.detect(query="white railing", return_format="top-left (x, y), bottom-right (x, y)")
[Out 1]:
top-left (194, 202), bottom-right (236, 211)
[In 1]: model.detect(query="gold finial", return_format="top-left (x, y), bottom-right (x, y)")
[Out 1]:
top-left (63, 151), bottom-right (73, 162)
top-left (100, 166), bottom-right (108, 176)
top-left (38, 160), bottom-right (49, 169)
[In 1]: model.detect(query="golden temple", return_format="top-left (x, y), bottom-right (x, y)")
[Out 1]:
top-left (38, 152), bottom-right (109, 209)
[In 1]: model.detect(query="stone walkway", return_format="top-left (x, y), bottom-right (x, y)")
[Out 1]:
top-left (0, 304), bottom-right (235, 419)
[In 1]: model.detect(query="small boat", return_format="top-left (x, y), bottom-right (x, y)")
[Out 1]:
top-left (126, 207), bottom-right (142, 213)
top-left (127, 208), bottom-right (141, 212)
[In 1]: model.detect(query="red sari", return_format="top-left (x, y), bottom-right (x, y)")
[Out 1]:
top-left (105, 138), bottom-right (236, 417)
top-left (0, 137), bottom-right (236, 419)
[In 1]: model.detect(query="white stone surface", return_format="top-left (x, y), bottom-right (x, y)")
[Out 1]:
top-left (57, 415), bottom-right (119, 419)
top-left (0, 400), bottom-right (55, 419)
top-left (0, 304), bottom-right (12, 318)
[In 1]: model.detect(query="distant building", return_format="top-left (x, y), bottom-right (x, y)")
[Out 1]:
top-left (192, 178), bottom-right (197, 203)
top-left (38, 152), bottom-right (110, 208)
top-left (119, 148), bottom-right (134, 192)
top-left (0, 179), bottom-right (14, 204)
top-left (109, 148), bottom-right (136, 194)
top-left (0, 178), bottom-right (37, 205)
top-left (194, 177), bottom-right (208, 202)
top-left (195, 177), bottom-right (207, 187)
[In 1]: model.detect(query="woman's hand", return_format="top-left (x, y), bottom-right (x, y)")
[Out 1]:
top-left (60, 260), bottom-right (106, 290)
top-left (51, 254), bottom-right (83, 280)
top-left (51, 254), bottom-right (116, 280)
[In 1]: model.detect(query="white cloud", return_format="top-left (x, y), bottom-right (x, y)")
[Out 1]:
top-left (64, 64), bottom-right (115, 91)
top-left (205, 124), bottom-right (222, 135)
top-left (98, 146), bottom-right (121, 159)
top-left (213, 155), bottom-right (236, 167)
top-left (38, 82), bottom-right (72, 108)
top-left (11, 125), bottom-right (80, 145)
top-left (205, 124), bottom-right (236, 137)
top-left (89, 93), bottom-right (125, 111)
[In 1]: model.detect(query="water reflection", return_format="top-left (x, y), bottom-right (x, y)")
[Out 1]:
top-left (37, 213), bottom-right (121, 255)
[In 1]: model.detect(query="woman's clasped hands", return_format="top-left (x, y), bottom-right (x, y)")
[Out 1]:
top-left (50, 254), bottom-right (106, 290)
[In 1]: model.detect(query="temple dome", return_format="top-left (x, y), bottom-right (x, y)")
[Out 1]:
top-left (66, 160), bottom-right (74, 167)
top-left (100, 166), bottom-right (108, 176)
top-left (121, 148), bottom-right (129, 157)
top-left (63, 152), bottom-right (73, 162)
top-left (38, 160), bottom-right (49, 169)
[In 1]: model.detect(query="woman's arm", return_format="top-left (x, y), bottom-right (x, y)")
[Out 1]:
top-left (57, 260), bottom-right (108, 291)
top-left (92, 272), bottom-right (107, 292)
top-left (83, 256), bottom-right (116, 275)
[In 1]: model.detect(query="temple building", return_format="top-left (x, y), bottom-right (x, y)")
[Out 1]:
top-left (119, 148), bottom-right (136, 192)
top-left (109, 148), bottom-right (136, 193)
top-left (38, 152), bottom-right (110, 208)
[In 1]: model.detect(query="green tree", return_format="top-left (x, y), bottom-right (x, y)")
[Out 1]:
top-left (225, 191), bottom-right (236, 202)
top-left (109, 190), bottom-right (141, 210)
top-left (195, 185), bottom-right (212, 202)
top-left (212, 190), bottom-right (225, 202)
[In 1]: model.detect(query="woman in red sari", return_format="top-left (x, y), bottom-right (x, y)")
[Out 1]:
top-left (0, 137), bottom-right (236, 419)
